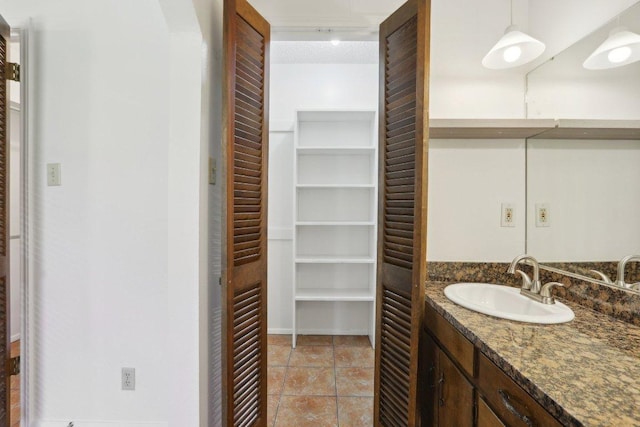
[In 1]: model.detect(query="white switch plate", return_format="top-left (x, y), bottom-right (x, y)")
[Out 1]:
top-left (501, 203), bottom-right (515, 227)
top-left (47, 163), bottom-right (61, 186)
top-left (536, 203), bottom-right (550, 227)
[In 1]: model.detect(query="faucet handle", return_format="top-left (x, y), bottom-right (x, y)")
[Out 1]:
top-left (589, 269), bottom-right (612, 284)
top-left (514, 269), bottom-right (532, 290)
top-left (540, 281), bottom-right (564, 298)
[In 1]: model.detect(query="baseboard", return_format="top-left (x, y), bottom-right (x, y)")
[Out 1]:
top-left (11, 333), bottom-right (20, 342)
top-left (35, 421), bottom-right (168, 427)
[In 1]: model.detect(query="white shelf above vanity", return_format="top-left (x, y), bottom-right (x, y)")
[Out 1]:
top-left (429, 118), bottom-right (640, 140)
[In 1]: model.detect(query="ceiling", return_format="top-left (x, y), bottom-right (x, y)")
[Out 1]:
top-left (249, 0), bottom-right (640, 76)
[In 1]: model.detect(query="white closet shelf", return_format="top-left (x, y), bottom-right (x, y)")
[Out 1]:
top-left (295, 288), bottom-right (375, 302)
top-left (295, 256), bottom-right (376, 264)
top-left (296, 221), bottom-right (375, 226)
top-left (296, 147), bottom-right (375, 155)
top-left (296, 184), bottom-right (375, 189)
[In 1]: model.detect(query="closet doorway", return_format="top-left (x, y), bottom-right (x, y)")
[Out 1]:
top-left (221, 0), bottom-right (431, 425)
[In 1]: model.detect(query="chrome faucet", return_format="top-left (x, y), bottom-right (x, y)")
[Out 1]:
top-left (507, 254), bottom-right (563, 304)
top-left (508, 254), bottom-right (542, 293)
top-left (615, 255), bottom-right (640, 289)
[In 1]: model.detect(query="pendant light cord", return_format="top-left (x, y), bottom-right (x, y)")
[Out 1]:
top-left (510, 0), bottom-right (514, 26)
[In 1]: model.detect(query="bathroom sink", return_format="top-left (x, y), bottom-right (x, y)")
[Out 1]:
top-left (444, 283), bottom-right (574, 324)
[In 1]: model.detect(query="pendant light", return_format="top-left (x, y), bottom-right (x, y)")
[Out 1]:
top-left (482, 0), bottom-right (545, 69)
top-left (583, 26), bottom-right (640, 70)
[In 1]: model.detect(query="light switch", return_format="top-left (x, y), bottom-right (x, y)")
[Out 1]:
top-left (47, 163), bottom-right (61, 186)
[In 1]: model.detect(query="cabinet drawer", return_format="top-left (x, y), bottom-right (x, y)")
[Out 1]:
top-left (477, 353), bottom-right (562, 427)
top-left (424, 304), bottom-right (474, 377)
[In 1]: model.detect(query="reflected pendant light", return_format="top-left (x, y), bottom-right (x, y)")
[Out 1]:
top-left (482, 0), bottom-right (545, 69)
top-left (583, 26), bottom-right (640, 70)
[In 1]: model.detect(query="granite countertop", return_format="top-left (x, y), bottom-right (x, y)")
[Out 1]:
top-left (425, 281), bottom-right (640, 427)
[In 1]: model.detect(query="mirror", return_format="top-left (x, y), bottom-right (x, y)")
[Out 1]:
top-left (525, 2), bottom-right (640, 291)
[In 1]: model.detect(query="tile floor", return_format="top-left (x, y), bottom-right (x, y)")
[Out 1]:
top-left (267, 334), bottom-right (374, 427)
top-left (10, 340), bottom-right (20, 427)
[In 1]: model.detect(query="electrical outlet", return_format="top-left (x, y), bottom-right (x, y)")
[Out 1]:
top-left (501, 203), bottom-right (516, 227)
top-left (47, 163), bottom-right (61, 186)
top-left (536, 203), bottom-right (550, 227)
top-left (122, 367), bottom-right (135, 391)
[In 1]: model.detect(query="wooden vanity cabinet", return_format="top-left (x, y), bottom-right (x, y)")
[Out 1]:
top-left (421, 332), bottom-right (474, 426)
top-left (420, 304), bottom-right (563, 427)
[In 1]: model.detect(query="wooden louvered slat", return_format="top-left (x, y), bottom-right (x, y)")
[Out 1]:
top-left (379, 286), bottom-right (413, 426)
top-left (223, 0), bottom-right (269, 425)
top-left (375, 0), bottom-right (430, 426)
top-left (230, 282), bottom-right (263, 426)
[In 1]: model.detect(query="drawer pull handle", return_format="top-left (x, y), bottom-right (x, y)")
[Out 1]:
top-left (498, 389), bottom-right (535, 427)
top-left (438, 372), bottom-right (445, 407)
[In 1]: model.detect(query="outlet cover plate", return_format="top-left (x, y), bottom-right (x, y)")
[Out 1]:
top-left (536, 203), bottom-right (550, 227)
top-left (122, 367), bottom-right (135, 391)
top-left (501, 203), bottom-right (516, 227)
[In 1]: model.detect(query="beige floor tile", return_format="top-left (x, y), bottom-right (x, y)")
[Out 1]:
top-left (10, 340), bottom-right (19, 427)
top-left (268, 335), bottom-right (292, 346)
top-left (269, 345), bottom-right (292, 367)
top-left (289, 346), bottom-right (334, 367)
top-left (282, 367), bottom-right (336, 396)
top-left (338, 397), bottom-right (373, 427)
top-left (276, 396), bottom-right (338, 427)
top-left (296, 335), bottom-right (333, 346)
top-left (267, 394), bottom-right (280, 427)
top-left (268, 367), bottom-right (287, 395)
top-left (334, 346), bottom-right (374, 368)
top-left (333, 336), bottom-right (371, 347)
top-left (10, 341), bottom-right (19, 357)
top-left (336, 368), bottom-right (374, 397)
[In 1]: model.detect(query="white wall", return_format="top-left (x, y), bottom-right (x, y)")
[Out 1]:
top-left (190, 0), bottom-right (224, 424)
top-left (430, 74), bottom-right (526, 119)
top-left (427, 139), bottom-right (526, 261)
top-left (0, 0), bottom-right (211, 425)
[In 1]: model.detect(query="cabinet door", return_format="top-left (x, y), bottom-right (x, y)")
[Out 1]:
top-left (419, 332), bottom-right (438, 426)
top-left (477, 397), bottom-right (506, 427)
top-left (437, 348), bottom-right (473, 427)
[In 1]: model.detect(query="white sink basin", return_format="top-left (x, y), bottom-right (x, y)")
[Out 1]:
top-left (444, 283), bottom-right (574, 324)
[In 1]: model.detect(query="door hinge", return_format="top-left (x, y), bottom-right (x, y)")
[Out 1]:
top-left (6, 356), bottom-right (20, 376)
top-left (6, 62), bottom-right (20, 82)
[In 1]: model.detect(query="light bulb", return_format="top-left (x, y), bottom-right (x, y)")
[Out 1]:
top-left (330, 39), bottom-right (340, 46)
top-left (607, 46), bottom-right (632, 63)
top-left (503, 45), bottom-right (522, 63)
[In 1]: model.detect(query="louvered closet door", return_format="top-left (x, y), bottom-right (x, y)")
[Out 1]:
top-left (0, 14), bottom-right (11, 426)
top-left (374, 0), bottom-right (431, 426)
top-left (222, 0), bottom-right (270, 425)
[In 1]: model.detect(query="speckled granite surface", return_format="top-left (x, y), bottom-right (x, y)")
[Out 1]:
top-left (427, 262), bottom-right (640, 326)
top-left (425, 281), bottom-right (640, 427)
